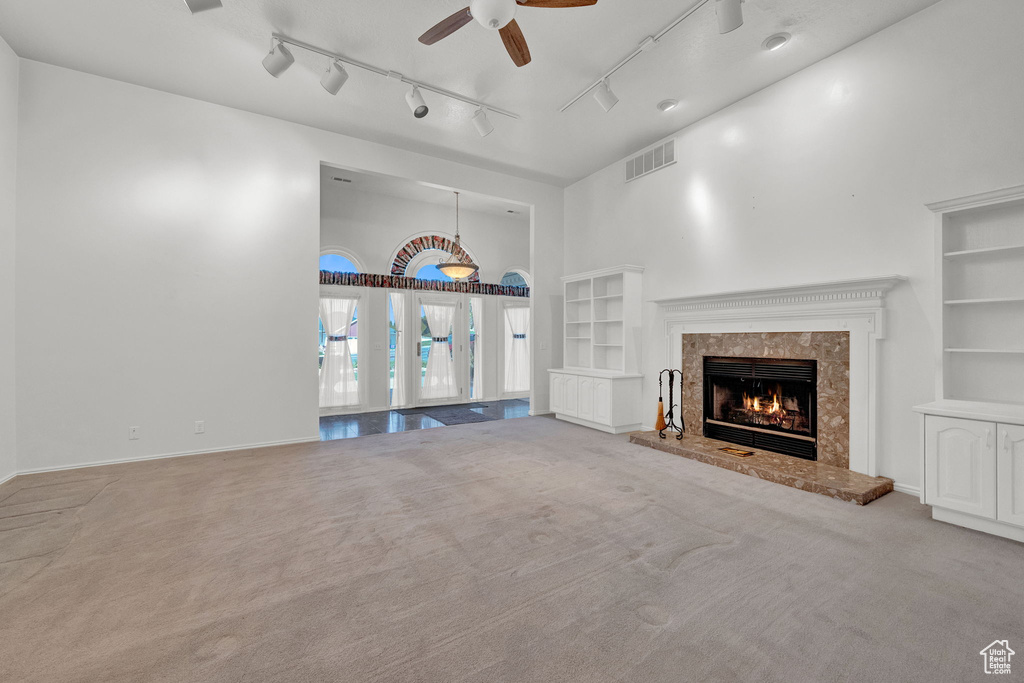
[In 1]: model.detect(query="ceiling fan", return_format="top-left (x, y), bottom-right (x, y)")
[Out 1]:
top-left (418, 0), bottom-right (598, 68)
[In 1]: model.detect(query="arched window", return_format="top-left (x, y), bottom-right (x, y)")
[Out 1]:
top-left (320, 253), bottom-right (360, 273)
top-left (415, 263), bottom-right (454, 283)
top-left (405, 249), bottom-right (455, 283)
top-left (500, 271), bottom-right (529, 288)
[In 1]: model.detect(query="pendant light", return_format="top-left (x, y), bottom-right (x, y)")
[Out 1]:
top-left (437, 192), bottom-right (479, 281)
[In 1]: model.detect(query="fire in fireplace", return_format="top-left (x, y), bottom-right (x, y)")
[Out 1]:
top-left (703, 356), bottom-right (817, 460)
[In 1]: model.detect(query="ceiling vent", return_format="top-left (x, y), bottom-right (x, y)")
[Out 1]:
top-left (625, 139), bottom-right (675, 183)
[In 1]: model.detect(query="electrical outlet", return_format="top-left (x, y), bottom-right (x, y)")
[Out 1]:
top-left (194, 420), bottom-right (205, 435)
top-left (129, 426), bottom-right (140, 440)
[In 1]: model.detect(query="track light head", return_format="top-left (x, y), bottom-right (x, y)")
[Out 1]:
top-left (321, 60), bottom-right (349, 95)
top-left (716, 0), bottom-right (744, 34)
top-left (262, 41), bottom-right (295, 78)
top-left (472, 108), bottom-right (494, 137)
top-left (406, 87), bottom-right (429, 119)
top-left (593, 79), bottom-right (619, 113)
top-left (183, 0), bottom-right (222, 13)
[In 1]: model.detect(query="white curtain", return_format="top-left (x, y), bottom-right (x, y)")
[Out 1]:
top-left (470, 297), bottom-right (483, 400)
top-left (390, 292), bottom-right (407, 407)
top-left (421, 301), bottom-right (457, 401)
top-left (319, 296), bottom-right (359, 407)
top-left (504, 304), bottom-right (530, 394)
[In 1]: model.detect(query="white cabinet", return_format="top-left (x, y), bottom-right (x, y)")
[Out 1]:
top-left (915, 403), bottom-right (1024, 542)
top-left (924, 416), bottom-right (997, 519)
top-left (998, 424), bottom-right (1024, 527)
top-left (549, 370), bottom-right (642, 434)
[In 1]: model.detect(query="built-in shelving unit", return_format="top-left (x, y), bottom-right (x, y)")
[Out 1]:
top-left (550, 265), bottom-right (644, 434)
top-left (931, 185), bottom-right (1024, 404)
top-left (561, 266), bottom-right (640, 373)
top-left (915, 185), bottom-right (1024, 543)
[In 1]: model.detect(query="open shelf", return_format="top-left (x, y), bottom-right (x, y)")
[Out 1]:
top-left (944, 297), bottom-right (1024, 305)
top-left (946, 348), bottom-right (1024, 354)
top-left (944, 244), bottom-right (1024, 258)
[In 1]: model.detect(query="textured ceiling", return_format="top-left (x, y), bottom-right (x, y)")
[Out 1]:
top-left (0, 0), bottom-right (943, 185)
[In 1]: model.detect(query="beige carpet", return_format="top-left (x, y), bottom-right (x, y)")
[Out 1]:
top-left (0, 417), bottom-right (1021, 682)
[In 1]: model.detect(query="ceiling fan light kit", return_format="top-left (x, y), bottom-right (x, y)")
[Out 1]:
top-left (183, 0), bottom-right (222, 14)
top-left (471, 0), bottom-right (517, 30)
top-left (419, 0), bottom-right (599, 68)
top-left (262, 41), bottom-right (295, 78)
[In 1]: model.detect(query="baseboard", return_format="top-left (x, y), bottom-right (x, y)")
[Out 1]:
top-left (893, 482), bottom-right (921, 497)
top-left (0, 470), bottom-right (17, 487)
top-left (14, 436), bottom-right (322, 478)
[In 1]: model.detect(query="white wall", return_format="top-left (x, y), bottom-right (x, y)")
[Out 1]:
top-left (15, 60), bottom-right (563, 473)
top-left (0, 36), bottom-right (17, 483)
top-left (563, 0), bottom-right (1024, 489)
top-left (321, 183), bottom-right (529, 284)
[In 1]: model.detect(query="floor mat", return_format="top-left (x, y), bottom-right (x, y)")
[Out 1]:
top-left (422, 407), bottom-right (497, 425)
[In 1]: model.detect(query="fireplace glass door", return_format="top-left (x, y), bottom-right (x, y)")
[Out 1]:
top-left (703, 357), bottom-right (817, 460)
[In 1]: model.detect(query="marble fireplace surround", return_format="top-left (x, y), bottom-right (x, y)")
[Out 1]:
top-left (682, 332), bottom-right (850, 469)
top-left (655, 276), bottom-right (906, 477)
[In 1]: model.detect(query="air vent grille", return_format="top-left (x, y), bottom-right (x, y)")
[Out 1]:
top-left (625, 139), bottom-right (675, 182)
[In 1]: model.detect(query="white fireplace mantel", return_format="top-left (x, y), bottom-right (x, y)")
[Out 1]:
top-left (654, 275), bottom-right (907, 477)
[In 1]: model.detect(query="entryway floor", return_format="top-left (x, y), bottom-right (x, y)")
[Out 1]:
top-left (319, 399), bottom-right (530, 441)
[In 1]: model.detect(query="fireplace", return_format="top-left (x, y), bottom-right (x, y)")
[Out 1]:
top-left (702, 356), bottom-right (817, 460)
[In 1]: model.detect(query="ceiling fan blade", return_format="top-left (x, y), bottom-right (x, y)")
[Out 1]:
top-left (499, 19), bottom-right (531, 67)
top-left (517, 0), bottom-right (598, 7)
top-left (418, 7), bottom-right (473, 45)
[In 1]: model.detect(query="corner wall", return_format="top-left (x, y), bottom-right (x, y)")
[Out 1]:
top-left (563, 0), bottom-right (1024, 490)
top-left (15, 60), bottom-right (563, 473)
top-left (0, 36), bottom-right (18, 484)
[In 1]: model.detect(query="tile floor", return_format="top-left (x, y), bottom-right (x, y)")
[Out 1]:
top-left (319, 399), bottom-right (531, 441)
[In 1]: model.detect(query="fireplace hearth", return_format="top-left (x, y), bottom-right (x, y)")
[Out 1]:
top-left (703, 356), bottom-right (817, 460)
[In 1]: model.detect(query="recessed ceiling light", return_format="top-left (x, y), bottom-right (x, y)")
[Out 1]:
top-left (657, 99), bottom-right (679, 112)
top-left (762, 32), bottom-right (791, 51)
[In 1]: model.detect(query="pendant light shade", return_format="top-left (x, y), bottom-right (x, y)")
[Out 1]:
top-left (321, 60), bottom-right (349, 95)
top-left (262, 41), bottom-right (295, 78)
top-left (716, 0), bottom-right (744, 34)
top-left (437, 192), bottom-right (479, 281)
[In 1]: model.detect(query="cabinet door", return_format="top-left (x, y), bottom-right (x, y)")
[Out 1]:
top-left (924, 416), bottom-right (997, 519)
top-left (593, 378), bottom-right (612, 425)
top-left (564, 375), bottom-right (578, 417)
top-left (578, 377), bottom-right (594, 421)
top-left (549, 375), bottom-right (564, 414)
top-left (998, 424), bottom-right (1024, 527)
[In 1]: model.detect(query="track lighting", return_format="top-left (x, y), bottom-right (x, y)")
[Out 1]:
top-left (472, 108), bottom-right (494, 137)
top-left (321, 60), bottom-right (349, 95)
top-left (716, 0), bottom-right (744, 34)
top-left (262, 41), bottom-right (295, 78)
top-left (593, 79), bottom-right (619, 113)
top-left (183, 0), bottom-right (222, 13)
top-left (406, 87), bottom-right (429, 119)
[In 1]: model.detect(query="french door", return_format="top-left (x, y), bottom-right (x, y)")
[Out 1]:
top-left (414, 293), bottom-right (470, 406)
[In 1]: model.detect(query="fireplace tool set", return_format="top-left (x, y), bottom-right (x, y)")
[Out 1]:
top-left (656, 369), bottom-right (685, 440)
